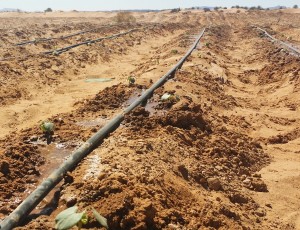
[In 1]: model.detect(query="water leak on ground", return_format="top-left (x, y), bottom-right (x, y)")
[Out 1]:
top-left (123, 90), bottom-right (167, 116)
top-left (20, 141), bottom-right (76, 220)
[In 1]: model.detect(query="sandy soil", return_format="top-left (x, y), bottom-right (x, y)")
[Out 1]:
top-left (0, 9), bottom-right (299, 230)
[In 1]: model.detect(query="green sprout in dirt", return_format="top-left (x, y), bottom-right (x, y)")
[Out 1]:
top-left (33, 38), bottom-right (40, 44)
top-left (52, 50), bottom-right (59, 56)
top-left (55, 206), bottom-right (108, 230)
top-left (55, 206), bottom-right (88, 230)
top-left (52, 46), bottom-right (59, 56)
top-left (161, 93), bottom-right (180, 103)
top-left (171, 49), bottom-right (178, 54)
top-left (168, 94), bottom-right (180, 103)
top-left (40, 121), bottom-right (55, 134)
top-left (128, 76), bottom-right (136, 85)
top-left (205, 42), bottom-right (211, 48)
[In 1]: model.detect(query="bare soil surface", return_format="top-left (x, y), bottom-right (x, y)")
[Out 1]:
top-left (0, 9), bottom-right (299, 230)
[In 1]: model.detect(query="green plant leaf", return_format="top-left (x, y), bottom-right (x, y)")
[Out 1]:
top-left (55, 212), bottom-right (85, 230)
top-left (40, 121), bottom-right (55, 133)
top-left (161, 93), bottom-right (171, 101)
top-left (55, 206), bottom-right (78, 223)
top-left (128, 76), bottom-right (135, 84)
top-left (92, 208), bottom-right (108, 229)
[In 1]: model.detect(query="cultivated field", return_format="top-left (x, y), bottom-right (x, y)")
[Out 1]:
top-left (0, 9), bottom-right (300, 230)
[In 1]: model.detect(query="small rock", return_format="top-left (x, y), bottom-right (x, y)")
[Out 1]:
top-left (232, 157), bottom-right (239, 164)
top-left (229, 193), bottom-right (249, 204)
top-left (207, 178), bottom-right (222, 191)
top-left (253, 172), bottom-right (261, 178)
top-left (215, 165), bottom-right (222, 171)
top-left (30, 135), bottom-right (38, 141)
top-left (243, 178), bottom-right (251, 185)
top-left (178, 165), bottom-right (189, 180)
top-left (251, 179), bottom-right (268, 192)
top-left (240, 175), bottom-right (247, 181)
top-left (64, 196), bottom-right (77, 207)
top-left (168, 223), bottom-right (181, 230)
top-left (265, 203), bottom-right (272, 208)
top-left (255, 208), bottom-right (266, 217)
top-left (0, 172), bottom-right (8, 183)
top-left (98, 172), bottom-right (106, 180)
top-left (0, 161), bottom-right (10, 175)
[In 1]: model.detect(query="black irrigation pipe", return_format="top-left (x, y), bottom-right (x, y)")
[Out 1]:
top-left (0, 27), bottom-right (206, 230)
top-left (43, 28), bottom-right (141, 55)
top-left (14, 24), bottom-right (117, 46)
top-left (0, 27), bottom-right (146, 61)
top-left (256, 26), bottom-right (300, 55)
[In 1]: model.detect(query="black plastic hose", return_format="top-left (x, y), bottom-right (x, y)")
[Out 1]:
top-left (43, 28), bottom-right (141, 55)
top-left (14, 24), bottom-right (117, 46)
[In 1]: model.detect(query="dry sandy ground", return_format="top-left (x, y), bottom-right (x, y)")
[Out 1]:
top-left (0, 9), bottom-right (299, 229)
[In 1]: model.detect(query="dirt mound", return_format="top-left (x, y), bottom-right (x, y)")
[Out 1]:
top-left (0, 138), bottom-right (44, 216)
top-left (268, 128), bottom-right (300, 144)
top-left (80, 84), bottom-right (139, 112)
top-left (258, 46), bottom-right (300, 85)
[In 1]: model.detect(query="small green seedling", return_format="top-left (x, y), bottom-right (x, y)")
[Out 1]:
top-left (128, 76), bottom-right (135, 85)
top-left (52, 50), bottom-right (59, 56)
top-left (161, 93), bottom-right (180, 103)
top-left (171, 49), bottom-right (178, 54)
top-left (205, 42), bottom-right (211, 47)
top-left (40, 121), bottom-right (55, 134)
top-left (55, 206), bottom-right (108, 230)
top-left (33, 38), bottom-right (39, 44)
top-left (55, 206), bottom-right (88, 230)
top-left (161, 93), bottom-right (172, 101)
top-left (168, 94), bottom-right (180, 103)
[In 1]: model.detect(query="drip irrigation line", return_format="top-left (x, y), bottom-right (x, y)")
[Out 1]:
top-left (14, 24), bottom-right (118, 46)
top-left (256, 26), bottom-right (300, 55)
top-left (43, 28), bottom-right (141, 55)
top-left (0, 26), bottom-right (149, 61)
top-left (0, 27), bottom-right (206, 230)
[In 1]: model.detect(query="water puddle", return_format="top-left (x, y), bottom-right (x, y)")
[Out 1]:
top-left (38, 142), bottom-right (71, 178)
top-left (123, 90), bottom-right (167, 116)
top-left (123, 89), bottom-right (144, 106)
top-left (19, 141), bottom-right (76, 218)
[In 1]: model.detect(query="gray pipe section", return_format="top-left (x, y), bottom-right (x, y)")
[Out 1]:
top-left (256, 26), bottom-right (300, 55)
top-left (0, 28), bottom-right (205, 230)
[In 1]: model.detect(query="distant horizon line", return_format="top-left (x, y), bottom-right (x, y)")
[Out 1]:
top-left (0, 5), bottom-right (297, 12)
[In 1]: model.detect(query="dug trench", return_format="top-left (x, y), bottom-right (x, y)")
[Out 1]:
top-left (0, 22), bottom-right (192, 139)
top-left (0, 24), bottom-right (299, 230)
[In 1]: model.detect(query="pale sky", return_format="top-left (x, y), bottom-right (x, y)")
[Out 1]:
top-left (0, 0), bottom-right (298, 11)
